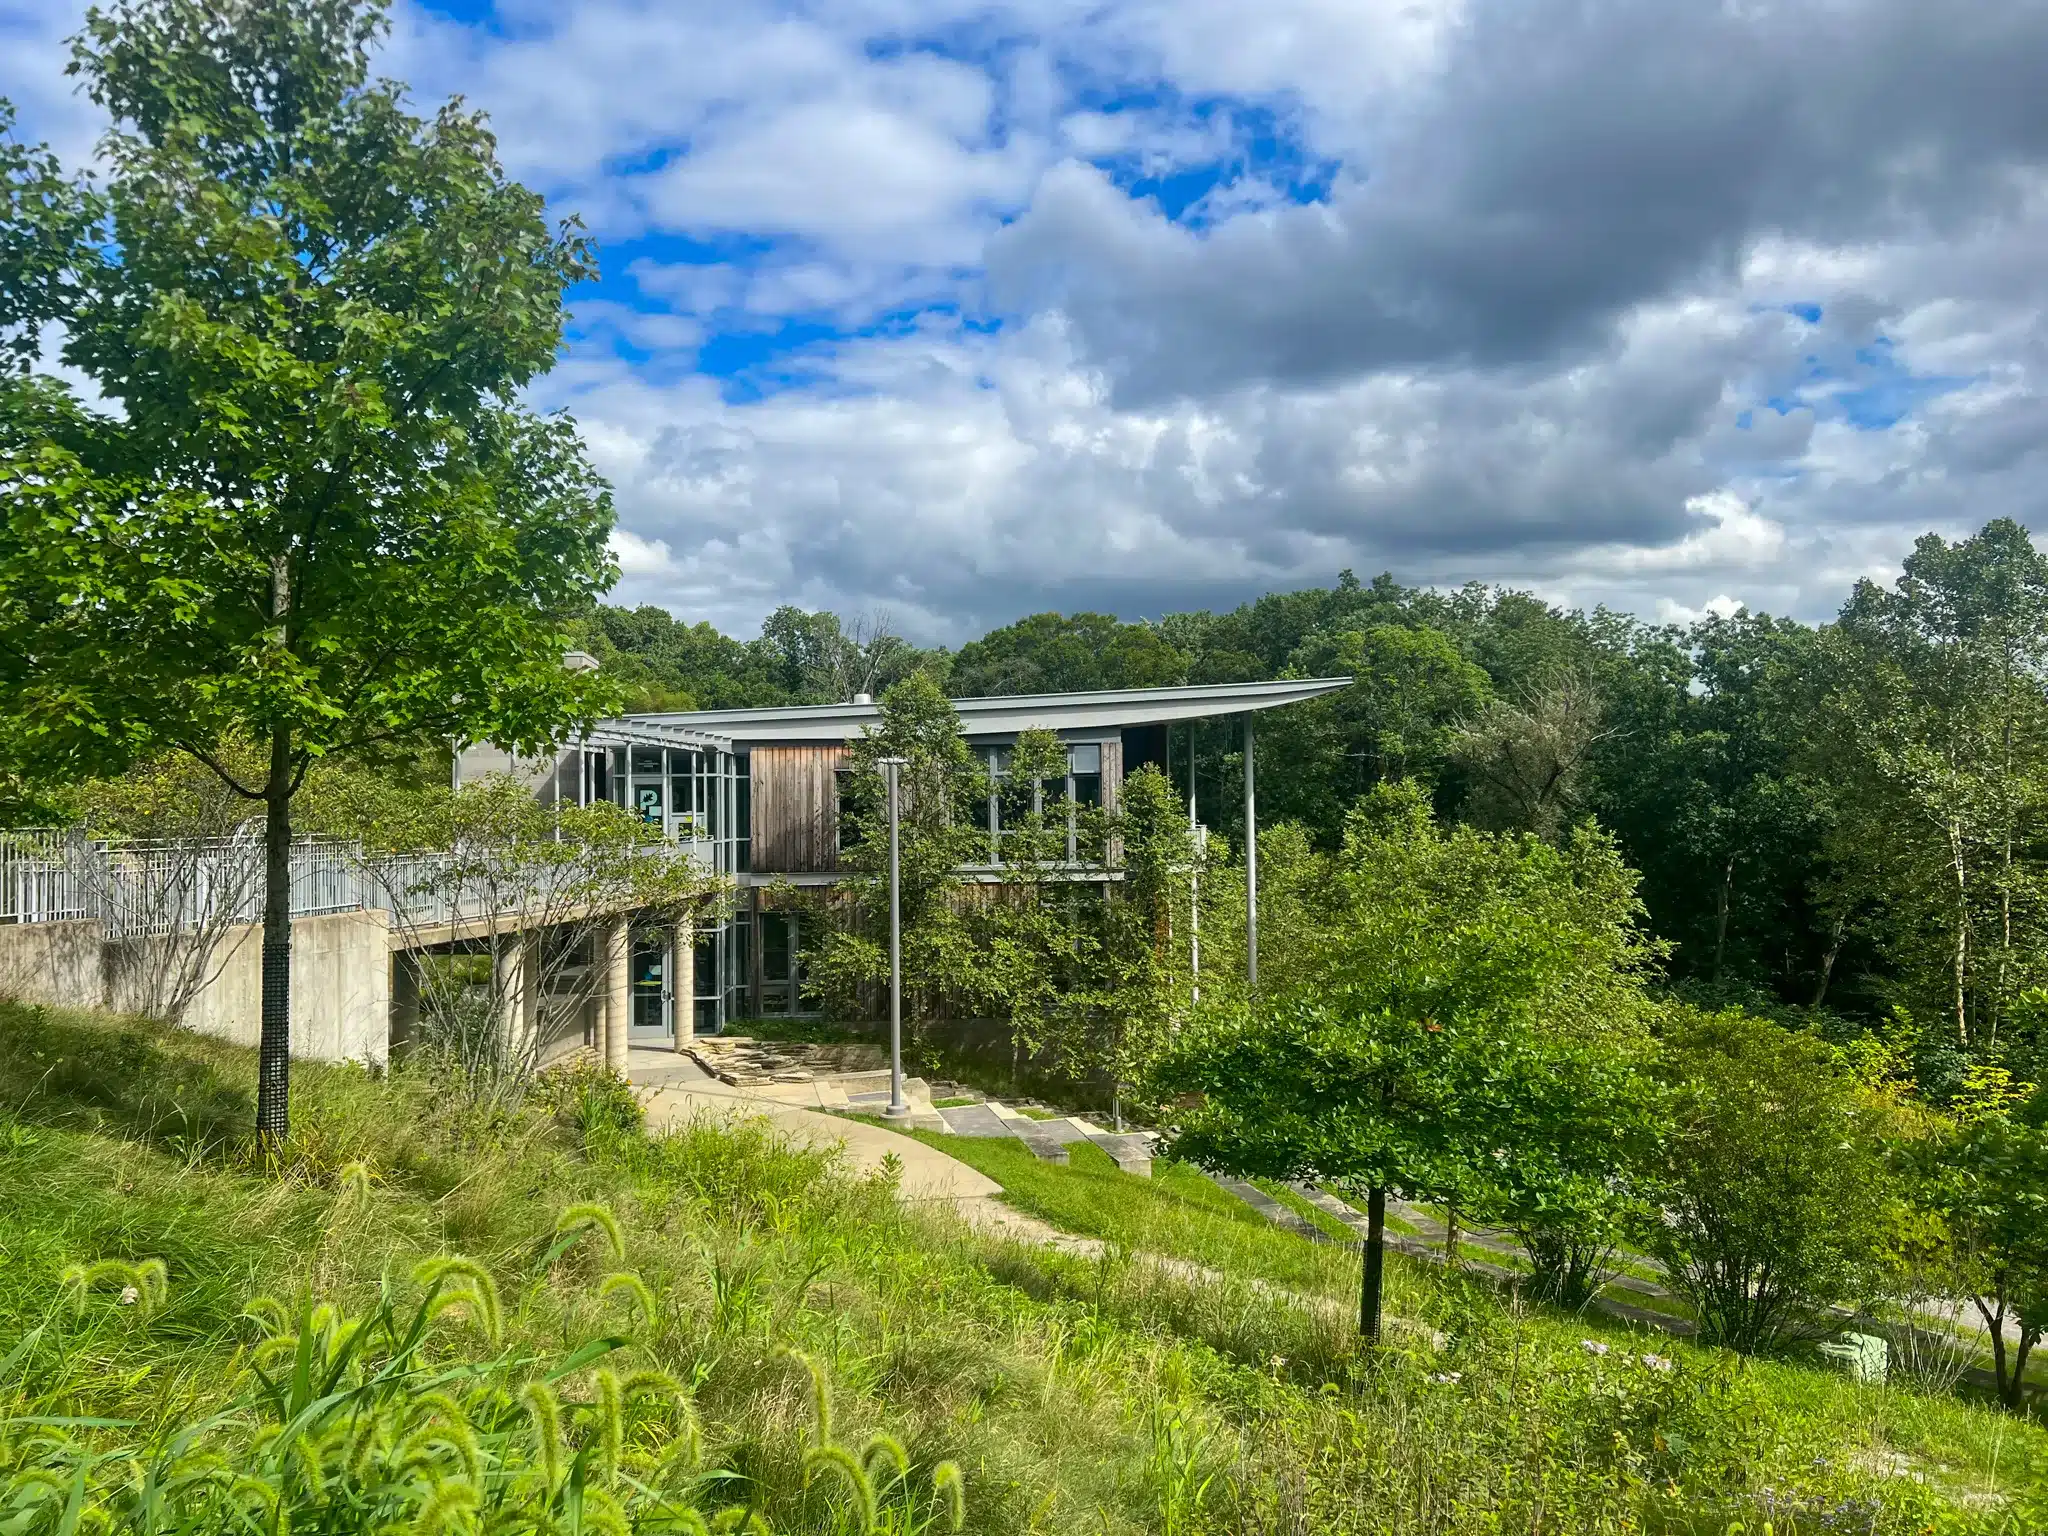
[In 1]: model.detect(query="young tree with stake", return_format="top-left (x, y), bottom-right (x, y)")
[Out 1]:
top-left (0, 0), bottom-right (615, 1146)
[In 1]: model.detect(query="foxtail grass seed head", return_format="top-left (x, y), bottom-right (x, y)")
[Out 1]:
top-left (555, 1201), bottom-right (626, 1261)
top-left (804, 1443), bottom-right (878, 1536)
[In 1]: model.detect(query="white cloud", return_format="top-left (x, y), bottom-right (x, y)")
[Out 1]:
top-left (609, 527), bottom-right (678, 577)
top-left (6, 0), bottom-right (2048, 642)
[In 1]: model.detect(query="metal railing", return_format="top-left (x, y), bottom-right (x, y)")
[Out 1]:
top-left (0, 829), bottom-right (365, 935)
top-left (1, 827), bottom-right (714, 937)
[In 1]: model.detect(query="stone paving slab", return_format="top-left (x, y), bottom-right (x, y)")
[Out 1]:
top-left (937, 1102), bottom-right (1013, 1138)
top-left (1083, 1131), bottom-right (1153, 1176)
top-left (1025, 1116), bottom-right (1094, 1145)
top-left (1291, 1183), bottom-right (1372, 1234)
top-left (1010, 1119), bottom-right (1072, 1164)
top-left (1211, 1177), bottom-right (1328, 1242)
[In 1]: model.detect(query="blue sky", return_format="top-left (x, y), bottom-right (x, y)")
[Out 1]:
top-left (5, 0), bottom-right (2046, 641)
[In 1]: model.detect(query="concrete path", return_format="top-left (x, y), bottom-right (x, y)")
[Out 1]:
top-left (628, 1048), bottom-right (999, 1204)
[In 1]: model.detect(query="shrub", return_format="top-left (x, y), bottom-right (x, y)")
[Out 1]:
top-left (1647, 1006), bottom-right (1904, 1353)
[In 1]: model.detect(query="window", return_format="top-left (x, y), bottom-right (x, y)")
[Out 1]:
top-left (1069, 742), bottom-right (1102, 808)
top-left (669, 748), bottom-right (705, 838)
top-left (974, 740), bottom-right (1112, 865)
top-left (835, 768), bottom-right (865, 851)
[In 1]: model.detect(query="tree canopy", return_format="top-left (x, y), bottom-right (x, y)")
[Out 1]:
top-left (0, 0), bottom-right (616, 1140)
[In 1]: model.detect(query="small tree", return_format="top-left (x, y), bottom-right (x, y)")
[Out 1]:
top-left (806, 673), bottom-right (986, 1039)
top-left (1648, 1006), bottom-right (1904, 1354)
top-left (1469, 1032), bottom-right (1666, 1309)
top-left (978, 728), bottom-right (1086, 1087)
top-left (353, 776), bottom-right (726, 1099)
top-left (1912, 1079), bottom-right (2048, 1409)
top-left (1162, 782), bottom-right (1661, 1338)
top-left (1092, 765), bottom-right (1195, 1123)
top-left (1161, 984), bottom-right (1474, 1342)
top-left (0, 0), bottom-right (615, 1145)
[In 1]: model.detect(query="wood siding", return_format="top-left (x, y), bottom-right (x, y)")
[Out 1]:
top-left (750, 746), bottom-right (847, 873)
top-left (1100, 735), bottom-right (1123, 814)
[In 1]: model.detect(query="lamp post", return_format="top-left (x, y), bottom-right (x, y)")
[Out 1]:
top-left (878, 755), bottom-right (910, 1121)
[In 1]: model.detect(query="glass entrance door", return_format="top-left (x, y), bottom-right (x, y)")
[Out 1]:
top-left (629, 932), bottom-right (670, 1042)
top-left (757, 912), bottom-right (807, 1016)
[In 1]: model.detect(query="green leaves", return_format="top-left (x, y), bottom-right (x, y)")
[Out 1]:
top-left (1911, 1092), bottom-right (2048, 1406)
top-left (5, 1207), bottom-right (809, 1533)
top-left (1161, 781), bottom-right (1665, 1309)
top-left (2, 0), bottom-right (617, 794)
top-left (1648, 1006), bottom-right (1907, 1354)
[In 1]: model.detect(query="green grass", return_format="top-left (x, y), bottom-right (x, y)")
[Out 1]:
top-left (907, 1132), bottom-right (1363, 1298)
top-left (3, 1000), bottom-right (2046, 1534)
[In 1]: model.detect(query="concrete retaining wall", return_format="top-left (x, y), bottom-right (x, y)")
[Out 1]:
top-left (0, 909), bottom-right (391, 1066)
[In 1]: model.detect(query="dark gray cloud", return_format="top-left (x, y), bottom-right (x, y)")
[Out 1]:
top-left (989, 0), bottom-right (2048, 404)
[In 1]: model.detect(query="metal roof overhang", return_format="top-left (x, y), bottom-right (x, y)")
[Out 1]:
top-left (579, 719), bottom-right (733, 754)
top-left (619, 677), bottom-right (1353, 746)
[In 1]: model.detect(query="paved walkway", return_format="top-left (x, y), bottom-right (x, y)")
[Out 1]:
top-left (627, 1047), bottom-right (1000, 1204)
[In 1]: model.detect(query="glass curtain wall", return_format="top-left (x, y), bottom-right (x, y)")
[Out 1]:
top-left (583, 741), bottom-right (749, 1034)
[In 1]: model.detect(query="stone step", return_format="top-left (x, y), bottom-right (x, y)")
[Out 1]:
top-left (1024, 1115), bottom-right (1094, 1145)
top-left (1009, 1118), bottom-right (1073, 1164)
top-left (1291, 1182), bottom-right (1372, 1236)
top-left (1210, 1177), bottom-right (1330, 1242)
top-left (936, 1102), bottom-right (1014, 1138)
top-left (844, 1076), bottom-right (930, 1106)
top-left (1084, 1130), bottom-right (1153, 1177)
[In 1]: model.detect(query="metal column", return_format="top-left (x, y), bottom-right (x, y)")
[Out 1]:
top-left (1244, 716), bottom-right (1258, 993)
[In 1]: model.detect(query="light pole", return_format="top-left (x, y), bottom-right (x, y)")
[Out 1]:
top-left (1244, 715), bottom-right (1258, 992)
top-left (878, 755), bottom-right (910, 1121)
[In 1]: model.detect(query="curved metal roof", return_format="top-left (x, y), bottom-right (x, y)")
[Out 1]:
top-left (625, 676), bottom-right (1353, 746)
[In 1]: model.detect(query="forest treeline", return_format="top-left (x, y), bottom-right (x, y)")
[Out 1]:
top-left (583, 518), bottom-right (2048, 1090)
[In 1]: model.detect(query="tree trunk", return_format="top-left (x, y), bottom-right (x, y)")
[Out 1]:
top-left (1949, 817), bottom-right (1970, 1047)
top-left (1443, 1198), bottom-right (1460, 1266)
top-left (2008, 1330), bottom-right (2039, 1412)
top-left (1812, 912), bottom-right (1846, 1007)
top-left (257, 725), bottom-right (293, 1151)
top-left (1712, 855), bottom-right (1734, 980)
top-left (1360, 1186), bottom-right (1387, 1343)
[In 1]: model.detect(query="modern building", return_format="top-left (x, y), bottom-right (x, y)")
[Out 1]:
top-left (458, 677), bottom-right (1349, 1046)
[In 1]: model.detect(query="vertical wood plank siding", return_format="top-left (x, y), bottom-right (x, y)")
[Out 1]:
top-left (749, 747), bottom-right (848, 873)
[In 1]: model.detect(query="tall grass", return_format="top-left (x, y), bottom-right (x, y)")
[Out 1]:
top-left (1, 1000), bottom-right (2044, 1533)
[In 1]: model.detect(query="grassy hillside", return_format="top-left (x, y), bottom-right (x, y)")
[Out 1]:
top-left (1, 1002), bottom-right (2043, 1534)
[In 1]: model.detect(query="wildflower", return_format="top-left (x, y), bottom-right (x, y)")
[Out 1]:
top-left (1640, 1353), bottom-right (1673, 1374)
top-left (1429, 1371), bottom-right (1462, 1385)
top-left (1268, 1355), bottom-right (1287, 1372)
top-left (1579, 1339), bottom-right (1610, 1357)
top-left (119, 1286), bottom-right (140, 1306)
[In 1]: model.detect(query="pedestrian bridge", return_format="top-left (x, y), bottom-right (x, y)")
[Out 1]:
top-left (0, 828), bottom-right (712, 1073)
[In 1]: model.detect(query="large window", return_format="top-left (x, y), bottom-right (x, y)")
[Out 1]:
top-left (979, 741), bottom-right (1108, 865)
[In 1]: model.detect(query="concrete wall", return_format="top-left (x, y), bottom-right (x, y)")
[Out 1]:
top-left (0, 909), bottom-right (391, 1067)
